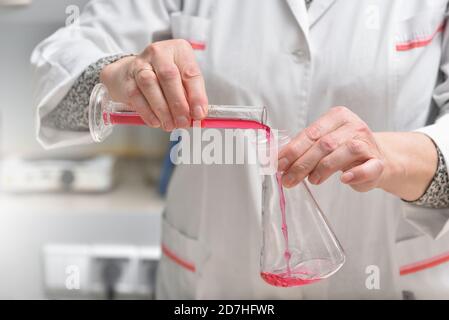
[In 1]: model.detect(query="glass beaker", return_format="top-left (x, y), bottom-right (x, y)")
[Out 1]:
top-left (88, 83), bottom-right (267, 142)
top-left (260, 133), bottom-right (345, 287)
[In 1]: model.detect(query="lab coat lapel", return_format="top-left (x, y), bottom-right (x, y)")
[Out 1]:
top-left (285, 0), bottom-right (310, 42)
top-left (308, 0), bottom-right (336, 27)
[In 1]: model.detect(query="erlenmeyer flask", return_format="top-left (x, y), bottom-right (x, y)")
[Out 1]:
top-left (260, 134), bottom-right (345, 287)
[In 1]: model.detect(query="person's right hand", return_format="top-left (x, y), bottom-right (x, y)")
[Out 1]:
top-left (100, 39), bottom-right (209, 131)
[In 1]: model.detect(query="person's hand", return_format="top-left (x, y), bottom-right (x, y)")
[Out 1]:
top-left (100, 39), bottom-right (208, 131)
top-left (278, 107), bottom-right (386, 192)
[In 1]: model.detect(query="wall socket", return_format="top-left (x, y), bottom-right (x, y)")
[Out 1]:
top-left (43, 244), bottom-right (161, 299)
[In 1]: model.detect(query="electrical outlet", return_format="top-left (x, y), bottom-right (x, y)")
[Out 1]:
top-left (135, 246), bottom-right (161, 297)
top-left (89, 245), bottom-right (138, 297)
top-left (43, 244), bottom-right (161, 299)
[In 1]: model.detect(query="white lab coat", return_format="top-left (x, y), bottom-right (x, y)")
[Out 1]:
top-left (31, 0), bottom-right (449, 299)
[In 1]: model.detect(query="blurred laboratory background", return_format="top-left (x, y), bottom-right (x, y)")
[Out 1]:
top-left (0, 0), bottom-right (169, 299)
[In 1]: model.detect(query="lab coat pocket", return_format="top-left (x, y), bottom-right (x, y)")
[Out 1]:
top-left (391, 7), bottom-right (447, 130)
top-left (396, 234), bottom-right (449, 299)
top-left (157, 216), bottom-right (209, 299)
top-left (395, 8), bottom-right (447, 52)
top-left (171, 13), bottom-right (211, 65)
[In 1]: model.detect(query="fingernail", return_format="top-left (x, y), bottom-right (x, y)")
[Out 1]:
top-left (341, 172), bottom-right (354, 183)
top-left (192, 105), bottom-right (204, 120)
top-left (309, 172), bottom-right (321, 185)
top-left (176, 116), bottom-right (189, 128)
top-left (278, 158), bottom-right (289, 172)
top-left (282, 173), bottom-right (295, 187)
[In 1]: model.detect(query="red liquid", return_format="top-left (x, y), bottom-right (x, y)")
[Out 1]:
top-left (107, 112), bottom-right (146, 126)
top-left (260, 271), bottom-right (320, 287)
top-left (276, 172), bottom-right (292, 276)
top-left (261, 172), bottom-right (321, 288)
top-left (106, 111), bottom-right (314, 287)
top-left (105, 112), bottom-right (268, 131)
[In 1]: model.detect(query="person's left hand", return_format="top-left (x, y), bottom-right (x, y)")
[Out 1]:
top-left (278, 106), bottom-right (385, 192)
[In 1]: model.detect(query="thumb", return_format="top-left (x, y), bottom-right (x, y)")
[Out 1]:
top-left (341, 158), bottom-right (384, 185)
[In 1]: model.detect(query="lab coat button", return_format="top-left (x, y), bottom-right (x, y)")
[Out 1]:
top-left (291, 50), bottom-right (304, 62)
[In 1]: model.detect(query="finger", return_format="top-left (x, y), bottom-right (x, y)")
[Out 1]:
top-left (277, 133), bottom-right (315, 173)
top-left (347, 180), bottom-right (379, 193)
top-left (340, 158), bottom-right (384, 185)
top-left (151, 54), bottom-right (191, 128)
top-left (308, 138), bottom-right (371, 185)
top-left (278, 106), bottom-right (356, 172)
top-left (126, 83), bottom-right (160, 128)
top-left (134, 67), bottom-right (175, 131)
top-left (175, 48), bottom-right (209, 119)
top-left (282, 125), bottom-right (355, 187)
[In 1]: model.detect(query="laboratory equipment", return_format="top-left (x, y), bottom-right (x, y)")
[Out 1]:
top-left (0, 155), bottom-right (116, 193)
top-left (260, 134), bottom-right (345, 287)
top-left (88, 83), bottom-right (345, 287)
top-left (88, 83), bottom-right (267, 143)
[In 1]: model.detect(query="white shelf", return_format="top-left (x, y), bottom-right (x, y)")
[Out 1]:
top-left (0, 159), bottom-right (165, 214)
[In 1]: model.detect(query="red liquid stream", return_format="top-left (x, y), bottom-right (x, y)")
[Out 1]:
top-left (276, 172), bottom-right (291, 275)
top-left (105, 111), bottom-right (312, 287)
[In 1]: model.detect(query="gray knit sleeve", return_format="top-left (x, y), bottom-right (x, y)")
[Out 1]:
top-left (408, 146), bottom-right (449, 209)
top-left (41, 54), bottom-right (132, 131)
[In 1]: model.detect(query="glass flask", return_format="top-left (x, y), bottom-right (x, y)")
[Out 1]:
top-left (88, 83), bottom-right (345, 287)
top-left (260, 133), bottom-right (346, 287)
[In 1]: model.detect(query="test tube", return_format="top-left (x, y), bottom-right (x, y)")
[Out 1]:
top-left (88, 83), bottom-right (267, 143)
